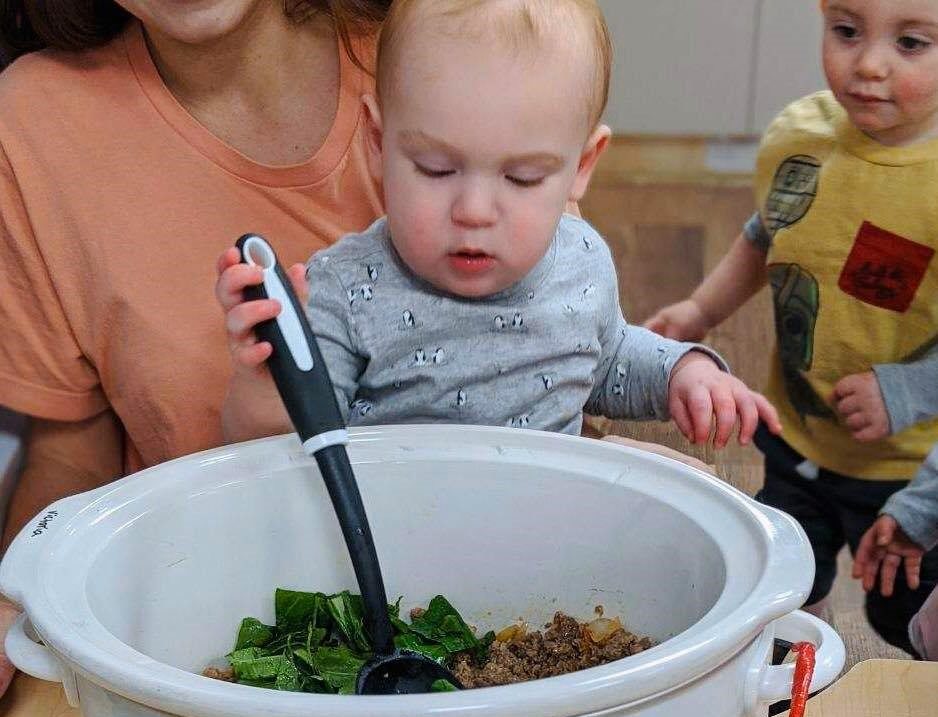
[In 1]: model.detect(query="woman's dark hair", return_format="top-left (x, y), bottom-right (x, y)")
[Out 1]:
top-left (0, 0), bottom-right (391, 68)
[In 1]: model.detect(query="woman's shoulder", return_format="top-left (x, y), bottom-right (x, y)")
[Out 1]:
top-left (0, 31), bottom-right (133, 129)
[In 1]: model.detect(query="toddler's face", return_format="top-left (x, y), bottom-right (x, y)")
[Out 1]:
top-left (823, 0), bottom-right (938, 145)
top-left (369, 22), bottom-right (607, 298)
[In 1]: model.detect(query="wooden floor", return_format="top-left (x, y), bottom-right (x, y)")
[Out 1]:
top-left (579, 146), bottom-right (908, 670)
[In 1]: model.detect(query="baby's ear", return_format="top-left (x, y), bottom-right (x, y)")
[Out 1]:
top-left (569, 124), bottom-right (611, 202)
top-left (362, 94), bottom-right (384, 183)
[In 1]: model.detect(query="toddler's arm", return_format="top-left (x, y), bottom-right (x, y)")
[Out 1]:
top-left (215, 248), bottom-right (301, 443)
top-left (852, 445), bottom-right (938, 596)
top-left (586, 317), bottom-right (780, 447)
top-left (881, 448), bottom-right (938, 554)
top-left (666, 350), bottom-right (780, 447)
top-left (874, 345), bottom-right (938, 433)
top-left (644, 223), bottom-right (768, 341)
top-left (831, 344), bottom-right (938, 442)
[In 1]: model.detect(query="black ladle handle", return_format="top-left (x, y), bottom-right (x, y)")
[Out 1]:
top-left (236, 234), bottom-right (396, 656)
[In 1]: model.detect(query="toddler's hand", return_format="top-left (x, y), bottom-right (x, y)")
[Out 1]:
top-left (644, 299), bottom-right (711, 342)
top-left (831, 371), bottom-right (890, 442)
top-left (214, 247), bottom-right (308, 372)
top-left (668, 352), bottom-right (781, 447)
top-left (852, 515), bottom-right (923, 597)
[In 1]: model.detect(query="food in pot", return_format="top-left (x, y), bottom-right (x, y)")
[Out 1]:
top-left (203, 589), bottom-right (653, 693)
top-left (453, 610), bottom-right (653, 688)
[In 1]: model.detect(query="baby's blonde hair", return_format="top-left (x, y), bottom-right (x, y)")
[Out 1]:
top-left (376, 0), bottom-right (612, 129)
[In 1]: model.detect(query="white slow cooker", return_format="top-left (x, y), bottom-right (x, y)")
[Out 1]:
top-left (0, 425), bottom-right (844, 716)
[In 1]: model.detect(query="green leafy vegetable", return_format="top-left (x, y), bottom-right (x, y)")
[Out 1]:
top-left (393, 633), bottom-right (450, 664)
top-left (216, 589), bottom-right (489, 695)
top-left (234, 618), bottom-right (275, 650)
top-left (275, 589), bottom-right (330, 632)
top-left (307, 645), bottom-right (367, 694)
top-left (326, 591), bottom-right (371, 653)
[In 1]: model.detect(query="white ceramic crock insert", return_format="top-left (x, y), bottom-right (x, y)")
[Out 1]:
top-left (1, 425), bottom-right (844, 716)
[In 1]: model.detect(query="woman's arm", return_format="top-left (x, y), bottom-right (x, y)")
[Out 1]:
top-left (1, 411), bottom-right (123, 551)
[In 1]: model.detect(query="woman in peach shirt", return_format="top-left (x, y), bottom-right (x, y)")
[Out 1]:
top-left (0, 0), bottom-right (391, 695)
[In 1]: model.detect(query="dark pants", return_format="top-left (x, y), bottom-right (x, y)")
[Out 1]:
top-left (754, 425), bottom-right (938, 656)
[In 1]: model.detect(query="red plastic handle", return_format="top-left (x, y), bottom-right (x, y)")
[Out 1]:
top-left (788, 641), bottom-right (817, 717)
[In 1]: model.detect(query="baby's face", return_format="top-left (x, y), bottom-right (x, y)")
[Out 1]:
top-left (823, 0), bottom-right (938, 145)
top-left (374, 22), bottom-right (601, 298)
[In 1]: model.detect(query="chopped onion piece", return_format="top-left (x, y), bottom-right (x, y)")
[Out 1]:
top-left (495, 624), bottom-right (527, 643)
top-left (585, 617), bottom-right (624, 644)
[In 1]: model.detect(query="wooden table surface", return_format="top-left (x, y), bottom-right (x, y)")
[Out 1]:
top-left (1, 659), bottom-right (935, 716)
top-left (782, 659), bottom-right (938, 717)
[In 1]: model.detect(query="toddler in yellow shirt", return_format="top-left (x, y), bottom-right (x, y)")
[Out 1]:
top-left (647, 0), bottom-right (938, 656)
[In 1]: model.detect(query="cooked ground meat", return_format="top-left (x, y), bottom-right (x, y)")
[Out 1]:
top-left (453, 612), bottom-right (653, 688)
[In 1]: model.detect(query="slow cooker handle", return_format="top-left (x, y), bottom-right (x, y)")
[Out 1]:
top-left (756, 610), bottom-right (845, 704)
top-left (235, 235), bottom-right (396, 657)
top-left (5, 613), bottom-right (62, 683)
top-left (0, 485), bottom-right (112, 608)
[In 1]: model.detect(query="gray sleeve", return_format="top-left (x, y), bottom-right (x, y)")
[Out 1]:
top-left (881, 445), bottom-right (938, 551)
top-left (873, 342), bottom-right (938, 434)
top-left (585, 313), bottom-right (730, 421)
top-left (743, 212), bottom-right (772, 252)
top-left (304, 261), bottom-right (366, 422)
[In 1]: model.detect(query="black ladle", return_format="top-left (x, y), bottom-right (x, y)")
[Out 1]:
top-left (236, 234), bottom-right (462, 695)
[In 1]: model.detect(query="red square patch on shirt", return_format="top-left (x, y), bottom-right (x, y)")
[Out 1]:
top-left (837, 221), bottom-right (934, 313)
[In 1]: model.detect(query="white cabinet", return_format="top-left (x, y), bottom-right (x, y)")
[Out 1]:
top-left (599, 0), bottom-right (826, 136)
top-left (752, 0), bottom-right (825, 132)
top-left (600, 0), bottom-right (759, 135)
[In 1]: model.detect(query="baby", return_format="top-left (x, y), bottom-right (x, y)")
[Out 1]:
top-left (216, 0), bottom-right (779, 449)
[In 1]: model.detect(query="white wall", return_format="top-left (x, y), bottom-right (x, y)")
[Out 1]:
top-left (752, 0), bottom-right (826, 130)
top-left (599, 0), bottom-right (826, 136)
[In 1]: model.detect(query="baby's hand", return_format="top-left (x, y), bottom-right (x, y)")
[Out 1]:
top-left (831, 371), bottom-right (890, 442)
top-left (852, 515), bottom-right (923, 597)
top-left (668, 351), bottom-right (781, 447)
top-left (214, 247), bottom-right (308, 372)
top-left (643, 299), bottom-right (711, 342)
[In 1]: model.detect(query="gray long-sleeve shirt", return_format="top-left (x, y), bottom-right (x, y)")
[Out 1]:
top-left (883, 446), bottom-right (938, 551)
top-left (305, 214), bottom-right (723, 435)
top-left (745, 212), bottom-right (938, 547)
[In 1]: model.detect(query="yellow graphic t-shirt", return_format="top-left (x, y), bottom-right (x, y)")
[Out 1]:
top-left (756, 91), bottom-right (938, 480)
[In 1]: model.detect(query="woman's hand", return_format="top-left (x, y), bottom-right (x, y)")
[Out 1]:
top-left (831, 371), bottom-right (890, 442)
top-left (643, 299), bottom-right (711, 342)
top-left (215, 247), bottom-right (308, 372)
top-left (668, 352), bottom-right (781, 448)
top-left (852, 515), bottom-right (924, 597)
top-left (601, 435), bottom-right (715, 474)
